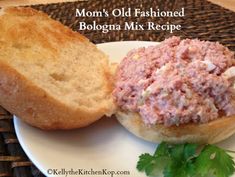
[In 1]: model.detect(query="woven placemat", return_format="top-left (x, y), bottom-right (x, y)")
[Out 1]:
top-left (0, 0), bottom-right (235, 176)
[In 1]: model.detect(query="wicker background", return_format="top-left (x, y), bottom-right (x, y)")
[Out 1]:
top-left (0, 0), bottom-right (235, 176)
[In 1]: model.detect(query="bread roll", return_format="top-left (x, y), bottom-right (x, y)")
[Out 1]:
top-left (0, 7), bottom-right (116, 129)
top-left (116, 111), bottom-right (235, 144)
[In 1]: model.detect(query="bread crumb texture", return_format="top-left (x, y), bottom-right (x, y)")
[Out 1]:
top-left (0, 7), bottom-right (115, 129)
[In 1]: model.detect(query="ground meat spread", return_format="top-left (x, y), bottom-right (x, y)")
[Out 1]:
top-left (113, 36), bottom-right (235, 126)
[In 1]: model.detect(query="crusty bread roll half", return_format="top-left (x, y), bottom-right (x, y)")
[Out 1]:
top-left (116, 111), bottom-right (235, 144)
top-left (0, 7), bottom-right (116, 129)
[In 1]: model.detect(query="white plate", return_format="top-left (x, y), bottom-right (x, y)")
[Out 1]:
top-left (14, 41), bottom-right (235, 177)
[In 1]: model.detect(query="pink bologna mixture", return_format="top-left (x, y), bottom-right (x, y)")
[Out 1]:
top-left (113, 36), bottom-right (235, 126)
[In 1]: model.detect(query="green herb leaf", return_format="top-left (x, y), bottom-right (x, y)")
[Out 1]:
top-left (183, 143), bottom-right (198, 160)
top-left (137, 142), bottom-right (235, 177)
top-left (154, 142), bottom-right (169, 157)
top-left (137, 152), bottom-right (171, 176)
top-left (195, 144), bottom-right (235, 177)
top-left (137, 153), bottom-right (154, 172)
top-left (163, 143), bottom-right (198, 177)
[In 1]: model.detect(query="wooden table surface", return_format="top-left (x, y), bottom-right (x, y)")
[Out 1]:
top-left (0, 0), bottom-right (235, 12)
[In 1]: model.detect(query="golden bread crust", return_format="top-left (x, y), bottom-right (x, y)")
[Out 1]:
top-left (116, 111), bottom-right (235, 144)
top-left (0, 7), bottom-right (116, 129)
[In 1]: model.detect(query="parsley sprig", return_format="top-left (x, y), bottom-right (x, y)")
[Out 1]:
top-left (137, 142), bottom-right (235, 177)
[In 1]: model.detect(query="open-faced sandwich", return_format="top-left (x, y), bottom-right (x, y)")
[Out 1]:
top-left (113, 36), bottom-right (235, 143)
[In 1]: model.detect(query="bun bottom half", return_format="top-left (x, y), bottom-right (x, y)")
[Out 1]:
top-left (116, 111), bottom-right (235, 144)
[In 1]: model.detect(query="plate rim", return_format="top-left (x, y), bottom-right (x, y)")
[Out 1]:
top-left (13, 40), bottom-right (161, 177)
